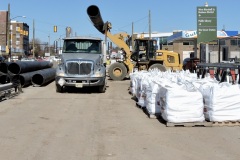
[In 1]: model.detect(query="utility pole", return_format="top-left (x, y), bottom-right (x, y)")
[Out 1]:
top-left (7, 3), bottom-right (11, 61)
top-left (131, 22), bottom-right (134, 51)
top-left (149, 10), bottom-right (151, 40)
top-left (48, 35), bottom-right (50, 55)
top-left (32, 19), bottom-right (35, 58)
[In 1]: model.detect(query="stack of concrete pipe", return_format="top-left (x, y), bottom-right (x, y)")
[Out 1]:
top-left (0, 61), bottom-right (56, 89)
top-left (0, 62), bottom-right (17, 99)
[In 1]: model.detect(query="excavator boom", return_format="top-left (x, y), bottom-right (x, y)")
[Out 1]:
top-left (87, 5), bottom-right (134, 75)
top-left (87, 5), bottom-right (186, 80)
top-left (87, 5), bottom-right (131, 55)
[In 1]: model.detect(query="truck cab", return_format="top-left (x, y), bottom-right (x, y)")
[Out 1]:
top-left (55, 37), bottom-right (106, 93)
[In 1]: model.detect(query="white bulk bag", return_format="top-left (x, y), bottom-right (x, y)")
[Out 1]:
top-left (200, 82), bottom-right (240, 122)
top-left (145, 77), bottom-right (164, 114)
top-left (160, 82), bottom-right (205, 123)
top-left (136, 72), bottom-right (149, 107)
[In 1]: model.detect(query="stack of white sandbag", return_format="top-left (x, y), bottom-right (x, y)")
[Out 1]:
top-left (199, 82), bottom-right (240, 122)
top-left (144, 70), bottom-right (164, 115)
top-left (130, 69), bottom-right (240, 123)
top-left (129, 71), bottom-right (139, 96)
top-left (144, 70), bottom-right (180, 116)
top-left (130, 70), bottom-right (205, 122)
top-left (160, 81), bottom-right (205, 123)
top-left (129, 70), bottom-right (149, 108)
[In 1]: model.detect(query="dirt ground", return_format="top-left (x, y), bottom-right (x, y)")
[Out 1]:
top-left (0, 78), bottom-right (240, 160)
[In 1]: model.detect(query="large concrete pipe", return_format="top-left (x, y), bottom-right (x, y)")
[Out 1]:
top-left (0, 75), bottom-right (11, 84)
top-left (87, 5), bottom-right (105, 34)
top-left (8, 61), bottom-right (53, 75)
top-left (31, 68), bottom-right (56, 87)
top-left (0, 62), bottom-right (10, 75)
top-left (14, 69), bottom-right (52, 87)
top-left (19, 72), bottom-right (38, 87)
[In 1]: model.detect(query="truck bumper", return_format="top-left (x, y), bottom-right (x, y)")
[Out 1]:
top-left (55, 76), bottom-right (105, 87)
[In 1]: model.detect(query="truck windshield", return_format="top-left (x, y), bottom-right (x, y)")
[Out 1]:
top-left (63, 40), bottom-right (101, 53)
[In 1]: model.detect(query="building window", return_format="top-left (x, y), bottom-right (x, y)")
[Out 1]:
top-left (230, 39), bottom-right (240, 46)
top-left (160, 37), bottom-right (168, 45)
top-left (218, 39), bottom-right (226, 45)
top-left (183, 41), bottom-right (194, 45)
top-left (16, 27), bottom-right (20, 32)
top-left (16, 33), bottom-right (20, 38)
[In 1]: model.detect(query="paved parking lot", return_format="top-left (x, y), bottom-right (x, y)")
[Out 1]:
top-left (0, 79), bottom-right (240, 160)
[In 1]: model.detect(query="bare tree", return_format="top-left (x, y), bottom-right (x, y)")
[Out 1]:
top-left (29, 38), bottom-right (45, 58)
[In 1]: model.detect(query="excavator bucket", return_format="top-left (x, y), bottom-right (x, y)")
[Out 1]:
top-left (87, 5), bottom-right (105, 34)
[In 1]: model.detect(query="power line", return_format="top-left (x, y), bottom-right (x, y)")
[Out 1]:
top-left (117, 15), bottom-right (148, 30)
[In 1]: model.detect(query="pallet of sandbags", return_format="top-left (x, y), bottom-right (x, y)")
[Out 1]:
top-left (160, 81), bottom-right (205, 124)
top-left (199, 82), bottom-right (240, 123)
top-left (212, 121), bottom-right (240, 127)
top-left (167, 121), bottom-right (240, 127)
top-left (166, 121), bottom-right (213, 127)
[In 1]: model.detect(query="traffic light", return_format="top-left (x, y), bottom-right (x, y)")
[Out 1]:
top-left (54, 26), bottom-right (57, 32)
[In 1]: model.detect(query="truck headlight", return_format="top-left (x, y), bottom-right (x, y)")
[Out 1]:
top-left (94, 68), bottom-right (104, 77)
top-left (56, 70), bottom-right (66, 77)
top-left (94, 71), bottom-right (104, 77)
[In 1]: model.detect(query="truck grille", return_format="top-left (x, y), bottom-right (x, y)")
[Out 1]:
top-left (66, 61), bottom-right (93, 75)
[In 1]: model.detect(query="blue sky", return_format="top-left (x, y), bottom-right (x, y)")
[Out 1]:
top-left (1, 0), bottom-right (239, 45)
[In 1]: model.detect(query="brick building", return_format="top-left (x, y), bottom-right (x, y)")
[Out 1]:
top-left (0, 10), bottom-right (29, 59)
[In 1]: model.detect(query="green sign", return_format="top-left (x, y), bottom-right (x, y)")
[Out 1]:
top-left (197, 6), bottom-right (217, 43)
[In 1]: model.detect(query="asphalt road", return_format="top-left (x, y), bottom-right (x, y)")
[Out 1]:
top-left (0, 78), bottom-right (240, 160)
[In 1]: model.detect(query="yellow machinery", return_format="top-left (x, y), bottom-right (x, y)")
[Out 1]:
top-left (87, 5), bottom-right (182, 80)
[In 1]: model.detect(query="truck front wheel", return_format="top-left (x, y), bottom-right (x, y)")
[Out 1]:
top-left (98, 78), bottom-right (106, 93)
top-left (108, 63), bottom-right (127, 81)
top-left (56, 84), bottom-right (63, 93)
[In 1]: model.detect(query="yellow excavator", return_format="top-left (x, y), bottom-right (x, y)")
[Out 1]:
top-left (87, 5), bottom-right (183, 80)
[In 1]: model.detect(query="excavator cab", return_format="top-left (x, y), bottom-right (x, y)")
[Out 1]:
top-left (131, 39), bottom-right (157, 62)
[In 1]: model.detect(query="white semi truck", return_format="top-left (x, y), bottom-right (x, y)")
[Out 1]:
top-left (55, 36), bottom-right (107, 93)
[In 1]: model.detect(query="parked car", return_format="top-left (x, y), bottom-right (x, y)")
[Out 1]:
top-left (21, 58), bottom-right (35, 61)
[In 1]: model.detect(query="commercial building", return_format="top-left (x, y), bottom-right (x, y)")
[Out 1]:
top-left (133, 30), bottom-right (239, 63)
top-left (167, 30), bottom-right (239, 63)
top-left (0, 10), bottom-right (8, 54)
top-left (0, 10), bottom-right (29, 59)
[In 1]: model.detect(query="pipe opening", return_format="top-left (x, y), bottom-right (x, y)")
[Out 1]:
top-left (8, 63), bottom-right (21, 75)
top-left (0, 63), bottom-right (8, 74)
top-left (32, 74), bottom-right (44, 86)
top-left (87, 5), bottom-right (99, 17)
top-left (0, 75), bottom-right (10, 84)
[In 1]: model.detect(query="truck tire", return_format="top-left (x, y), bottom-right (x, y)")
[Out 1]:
top-left (56, 84), bottom-right (63, 93)
top-left (149, 64), bottom-right (166, 72)
top-left (108, 63), bottom-right (127, 81)
top-left (98, 78), bottom-right (106, 93)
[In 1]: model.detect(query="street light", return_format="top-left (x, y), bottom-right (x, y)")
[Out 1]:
top-left (7, 15), bottom-right (26, 61)
top-left (11, 15), bottom-right (26, 20)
